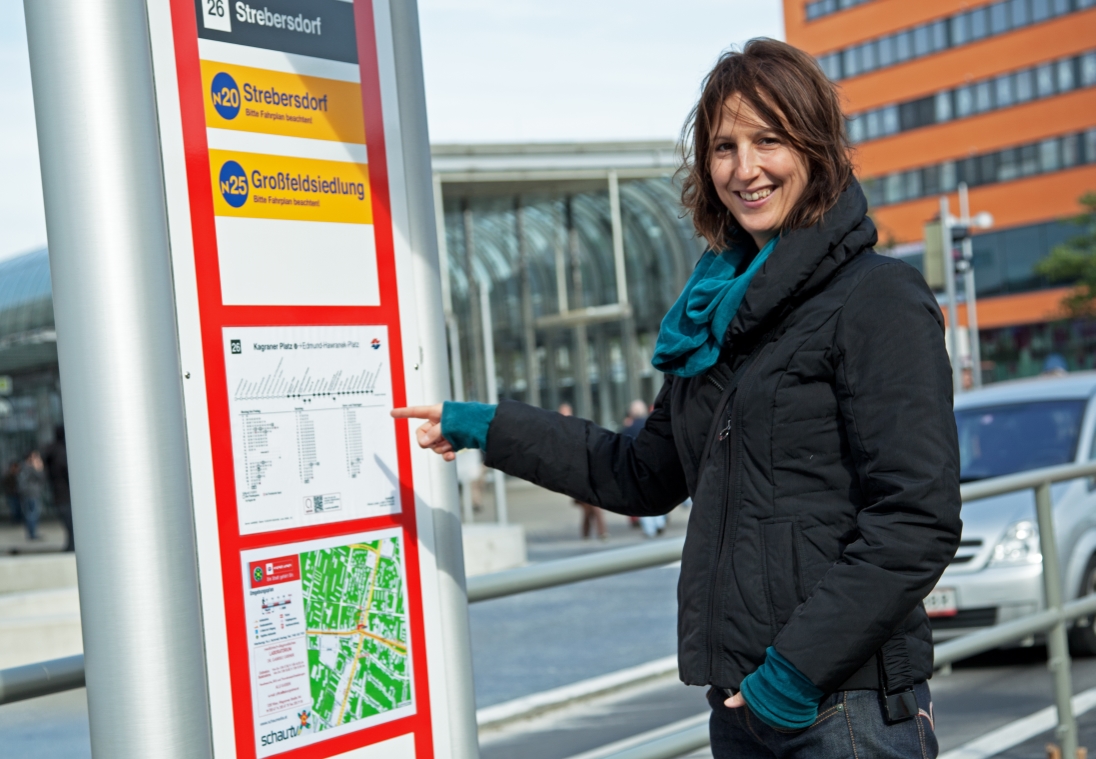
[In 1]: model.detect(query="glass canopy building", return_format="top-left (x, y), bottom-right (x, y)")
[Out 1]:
top-left (0, 247), bottom-right (63, 469)
top-left (432, 141), bottom-right (704, 429)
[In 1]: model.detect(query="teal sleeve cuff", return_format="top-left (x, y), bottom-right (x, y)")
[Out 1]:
top-left (441, 401), bottom-right (497, 451)
top-left (738, 646), bottom-right (824, 730)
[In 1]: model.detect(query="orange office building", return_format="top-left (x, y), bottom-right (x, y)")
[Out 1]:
top-left (785, 0), bottom-right (1096, 380)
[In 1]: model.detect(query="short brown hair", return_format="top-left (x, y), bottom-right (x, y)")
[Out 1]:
top-left (679, 38), bottom-right (854, 250)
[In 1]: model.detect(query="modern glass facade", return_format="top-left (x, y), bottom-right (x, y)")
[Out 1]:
top-left (438, 177), bottom-right (703, 429)
top-left (0, 248), bottom-right (63, 472)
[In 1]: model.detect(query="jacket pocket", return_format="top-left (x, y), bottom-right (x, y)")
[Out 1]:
top-left (760, 518), bottom-right (804, 635)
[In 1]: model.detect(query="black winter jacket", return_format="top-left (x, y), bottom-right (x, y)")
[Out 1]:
top-left (484, 182), bottom-right (962, 695)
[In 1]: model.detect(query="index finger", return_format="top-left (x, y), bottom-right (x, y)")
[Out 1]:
top-left (391, 405), bottom-right (441, 420)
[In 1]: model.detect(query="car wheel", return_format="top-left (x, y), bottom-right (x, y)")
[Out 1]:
top-left (1069, 554), bottom-right (1096, 657)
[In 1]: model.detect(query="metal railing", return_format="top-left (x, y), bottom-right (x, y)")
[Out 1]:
top-left (7, 459), bottom-right (1096, 759)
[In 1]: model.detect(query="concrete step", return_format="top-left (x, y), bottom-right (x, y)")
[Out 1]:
top-left (0, 553), bottom-right (77, 594)
top-left (0, 587), bottom-right (82, 669)
top-left (463, 523), bottom-right (526, 577)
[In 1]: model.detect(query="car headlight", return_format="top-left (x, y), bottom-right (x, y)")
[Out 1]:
top-left (989, 520), bottom-right (1042, 566)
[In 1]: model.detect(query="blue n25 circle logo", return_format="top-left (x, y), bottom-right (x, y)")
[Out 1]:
top-left (211, 72), bottom-right (240, 120)
top-left (219, 161), bottom-right (249, 208)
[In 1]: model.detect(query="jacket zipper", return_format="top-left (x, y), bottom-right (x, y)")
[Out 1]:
top-left (703, 397), bottom-right (735, 684)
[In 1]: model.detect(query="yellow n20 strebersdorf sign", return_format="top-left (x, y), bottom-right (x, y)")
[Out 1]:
top-left (210, 150), bottom-right (373, 224)
top-left (201, 60), bottom-right (366, 145)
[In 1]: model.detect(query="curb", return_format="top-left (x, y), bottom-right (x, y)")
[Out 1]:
top-left (476, 655), bottom-right (678, 729)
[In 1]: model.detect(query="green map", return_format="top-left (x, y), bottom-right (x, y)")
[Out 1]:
top-left (300, 536), bottom-right (412, 730)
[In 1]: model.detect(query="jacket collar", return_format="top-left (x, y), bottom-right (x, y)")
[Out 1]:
top-left (726, 180), bottom-right (877, 342)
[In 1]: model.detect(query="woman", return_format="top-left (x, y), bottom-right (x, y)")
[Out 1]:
top-left (395, 39), bottom-right (960, 756)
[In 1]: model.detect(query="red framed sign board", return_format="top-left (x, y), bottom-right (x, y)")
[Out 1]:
top-left (142, 1), bottom-right (453, 756)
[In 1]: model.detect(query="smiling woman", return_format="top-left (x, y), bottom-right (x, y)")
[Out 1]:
top-left (394, 37), bottom-right (960, 759)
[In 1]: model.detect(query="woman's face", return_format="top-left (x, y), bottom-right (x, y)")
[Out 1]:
top-left (708, 94), bottom-right (809, 250)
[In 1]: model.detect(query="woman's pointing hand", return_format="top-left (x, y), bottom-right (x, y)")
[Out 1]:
top-left (391, 404), bottom-right (457, 461)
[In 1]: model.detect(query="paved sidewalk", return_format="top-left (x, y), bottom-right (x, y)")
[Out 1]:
top-left (477, 476), bottom-right (689, 558)
top-left (0, 519), bottom-right (69, 555)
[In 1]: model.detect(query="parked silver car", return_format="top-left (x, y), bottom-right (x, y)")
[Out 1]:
top-left (930, 371), bottom-right (1096, 654)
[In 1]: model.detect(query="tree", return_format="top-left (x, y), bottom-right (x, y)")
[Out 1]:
top-left (1036, 192), bottom-right (1096, 319)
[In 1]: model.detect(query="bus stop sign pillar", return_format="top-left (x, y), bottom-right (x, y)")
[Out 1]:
top-left (23, 0), bottom-right (213, 756)
top-left (26, 0), bottom-right (477, 757)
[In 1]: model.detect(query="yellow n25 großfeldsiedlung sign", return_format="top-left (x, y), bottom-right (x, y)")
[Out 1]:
top-left (209, 149), bottom-right (373, 225)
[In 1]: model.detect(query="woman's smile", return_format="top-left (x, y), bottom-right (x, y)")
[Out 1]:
top-left (734, 186), bottom-right (776, 208)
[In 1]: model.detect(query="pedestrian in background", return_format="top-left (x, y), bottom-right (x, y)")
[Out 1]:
top-left (43, 426), bottom-right (73, 552)
top-left (395, 38), bottom-right (959, 757)
top-left (2, 460), bottom-right (21, 524)
top-left (623, 400), bottom-right (665, 538)
top-left (17, 450), bottom-right (46, 542)
top-left (560, 402), bottom-right (608, 540)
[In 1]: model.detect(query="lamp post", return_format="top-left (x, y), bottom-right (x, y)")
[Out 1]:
top-left (934, 191), bottom-right (993, 395)
top-left (950, 184), bottom-right (994, 391)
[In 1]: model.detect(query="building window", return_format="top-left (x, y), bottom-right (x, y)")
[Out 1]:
top-left (1082, 52), bottom-right (1096, 85)
top-left (975, 81), bottom-right (994, 112)
top-left (1015, 69), bottom-right (1035, 101)
top-left (956, 86), bottom-right (975, 117)
top-left (865, 128), bottom-right (1096, 208)
top-left (995, 74), bottom-right (1014, 106)
top-left (935, 91), bottom-right (953, 121)
top-left (819, 0), bottom-right (1090, 81)
top-left (1040, 138), bottom-right (1061, 171)
top-left (847, 50), bottom-right (1096, 144)
top-left (1057, 59), bottom-right (1076, 90)
top-left (805, 0), bottom-right (876, 22)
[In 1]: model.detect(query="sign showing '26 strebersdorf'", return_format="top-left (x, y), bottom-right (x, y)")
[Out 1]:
top-left (145, 2), bottom-right (441, 758)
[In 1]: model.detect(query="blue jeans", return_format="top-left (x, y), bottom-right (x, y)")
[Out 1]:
top-left (21, 496), bottom-right (40, 539)
top-left (708, 682), bottom-right (937, 758)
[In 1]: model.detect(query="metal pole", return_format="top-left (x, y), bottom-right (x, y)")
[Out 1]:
top-left (479, 280), bottom-right (508, 525)
top-left (940, 197), bottom-right (963, 395)
top-left (463, 202), bottom-right (487, 403)
top-left (959, 184), bottom-right (983, 388)
top-left (1035, 481), bottom-right (1078, 756)
top-left (517, 198), bottom-right (541, 408)
top-left (608, 171), bottom-right (628, 309)
top-left (437, 178), bottom-right (474, 524)
top-left (609, 171), bottom-right (641, 410)
top-left (566, 197), bottom-right (593, 419)
top-left (434, 174), bottom-right (466, 404)
top-left (23, 1), bottom-right (212, 755)
top-left (388, 3), bottom-right (481, 756)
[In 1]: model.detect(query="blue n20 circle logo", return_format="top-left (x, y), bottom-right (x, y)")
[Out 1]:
top-left (211, 72), bottom-right (240, 120)
top-left (219, 161), bottom-right (249, 208)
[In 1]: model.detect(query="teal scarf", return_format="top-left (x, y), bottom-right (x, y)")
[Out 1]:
top-left (652, 236), bottom-right (778, 377)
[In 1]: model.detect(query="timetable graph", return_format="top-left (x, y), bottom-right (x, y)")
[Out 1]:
top-left (232, 357), bottom-right (385, 402)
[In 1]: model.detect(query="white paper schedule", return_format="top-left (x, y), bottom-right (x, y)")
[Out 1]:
top-left (223, 325), bottom-right (401, 534)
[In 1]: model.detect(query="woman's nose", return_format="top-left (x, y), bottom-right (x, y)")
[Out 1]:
top-left (734, 146), bottom-right (759, 182)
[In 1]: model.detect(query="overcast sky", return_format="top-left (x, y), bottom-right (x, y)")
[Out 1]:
top-left (0, 0), bottom-right (782, 261)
